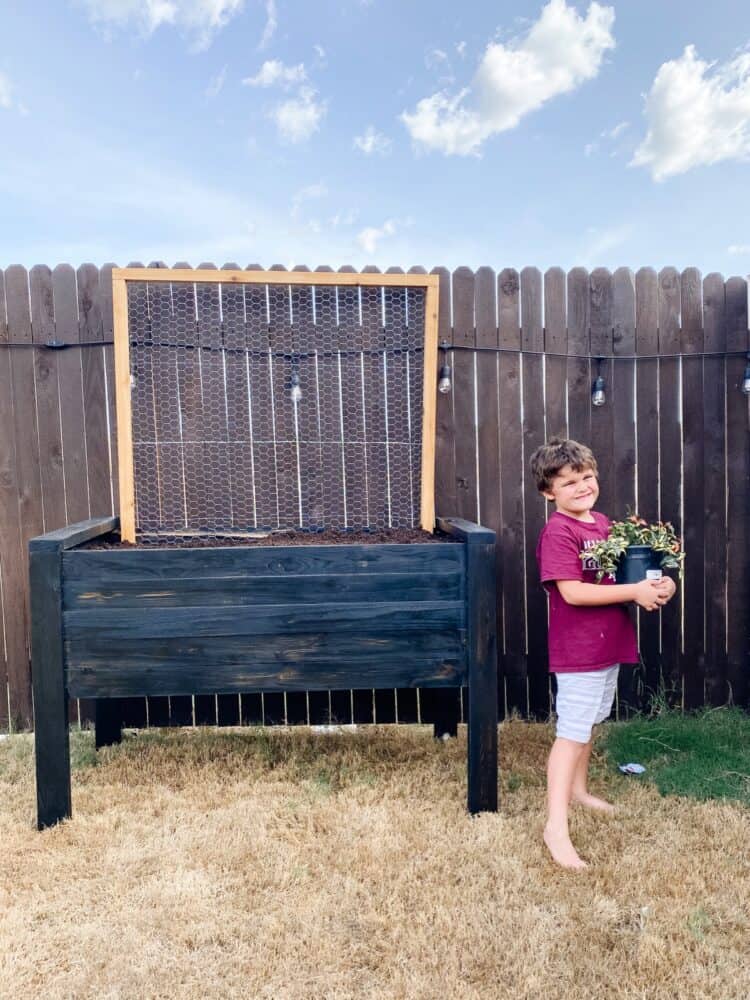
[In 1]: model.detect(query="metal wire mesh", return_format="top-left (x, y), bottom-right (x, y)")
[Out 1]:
top-left (125, 278), bottom-right (427, 541)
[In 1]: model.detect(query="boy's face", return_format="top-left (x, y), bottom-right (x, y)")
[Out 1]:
top-left (542, 464), bottom-right (599, 520)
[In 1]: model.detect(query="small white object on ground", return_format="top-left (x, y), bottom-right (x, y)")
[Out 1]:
top-left (618, 762), bottom-right (646, 774)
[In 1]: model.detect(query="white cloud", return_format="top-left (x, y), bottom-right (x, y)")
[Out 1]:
top-left (291, 182), bottom-right (327, 218)
top-left (77, 0), bottom-right (246, 49)
top-left (353, 126), bottom-right (392, 155)
top-left (314, 44), bottom-right (326, 61)
top-left (206, 65), bottom-right (227, 98)
top-left (584, 141), bottom-right (597, 156)
top-left (0, 72), bottom-right (13, 110)
top-left (357, 220), bottom-right (396, 254)
top-left (456, 41), bottom-right (467, 59)
top-left (402, 0), bottom-right (615, 156)
top-left (243, 59), bottom-right (306, 88)
top-left (258, 0), bottom-right (276, 49)
top-left (631, 45), bottom-right (750, 181)
top-left (606, 120), bottom-right (628, 139)
top-left (728, 244), bottom-right (750, 255)
top-left (270, 87), bottom-right (325, 142)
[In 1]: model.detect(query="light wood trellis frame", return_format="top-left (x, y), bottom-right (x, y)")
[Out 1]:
top-left (112, 268), bottom-right (440, 544)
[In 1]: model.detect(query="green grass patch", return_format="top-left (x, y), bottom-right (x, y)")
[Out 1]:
top-left (602, 706), bottom-right (750, 806)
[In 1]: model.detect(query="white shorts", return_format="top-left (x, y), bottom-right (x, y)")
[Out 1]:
top-left (554, 664), bottom-right (620, 743)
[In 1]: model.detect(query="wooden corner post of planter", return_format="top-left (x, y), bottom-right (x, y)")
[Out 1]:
top-left (30, 516), bottom-right (119, 829)
top-left (438, 518), bottom-right (498, 813)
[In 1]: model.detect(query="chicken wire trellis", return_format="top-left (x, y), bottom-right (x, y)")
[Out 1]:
top-left (112, 269), bottom-right (439, 544)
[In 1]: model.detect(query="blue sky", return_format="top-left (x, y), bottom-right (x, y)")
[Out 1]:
top-left (2, 0), bottom-right (750, 274)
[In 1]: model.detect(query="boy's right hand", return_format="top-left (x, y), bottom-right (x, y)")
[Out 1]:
top-left (633, 579), bottom-right (668, 611)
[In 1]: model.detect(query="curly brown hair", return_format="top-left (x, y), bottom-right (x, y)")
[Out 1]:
top-left (529, 438), bottom-right (598, 493)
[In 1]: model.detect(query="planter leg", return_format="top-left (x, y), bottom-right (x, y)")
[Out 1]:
top-left (95, 699), bottom-right (123, 749)
top-left (30, 546), bottom-right (72, 829)
top-left (466, 539), bottom-right (498, 814)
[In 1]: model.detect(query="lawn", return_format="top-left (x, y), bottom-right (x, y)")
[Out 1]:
top-left (1, 714), bottom-right (748, 999)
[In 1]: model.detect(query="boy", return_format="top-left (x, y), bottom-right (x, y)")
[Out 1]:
top-left (529, 438), bottom-right (676, 870)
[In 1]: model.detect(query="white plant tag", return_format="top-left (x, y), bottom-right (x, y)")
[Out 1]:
top-left (646, 569), bottom-right (663, 581)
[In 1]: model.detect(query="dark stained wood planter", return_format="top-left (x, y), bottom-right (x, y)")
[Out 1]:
top-left (31, 515), bottom-right (497, 829)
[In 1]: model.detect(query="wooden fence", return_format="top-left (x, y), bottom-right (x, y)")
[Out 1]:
top-left (1, 263), bottom-right (748, 731)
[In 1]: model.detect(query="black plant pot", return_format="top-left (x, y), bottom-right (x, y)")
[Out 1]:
top-left (615, 545), bottom-right (663, 584)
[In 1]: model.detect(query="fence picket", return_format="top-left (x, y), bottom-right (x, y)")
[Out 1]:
top-left (497, 268), bottom-right (525, 716)
top-left (702, 272), bottom-right (728, 706)
top-left (611, 268), bottom-right (638, 714)
top-left (657, 267), bottom-right (683, 707)
top-left (680, 268), bottom-right (705, 709)
top-left (725, 277), bottom-right (749, 708)
top-left (635, 268), bottom-right (661, 705)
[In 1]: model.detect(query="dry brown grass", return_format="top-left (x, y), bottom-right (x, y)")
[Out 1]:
top-left (1, 720), bottom-right (748, 999)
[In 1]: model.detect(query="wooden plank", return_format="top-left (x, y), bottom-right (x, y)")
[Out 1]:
top-left (360, 272), bottom-right (390, 535)
top-left (245, 268), bottom-right (280, 529)
top-left (30, 543), bottom-right (71, 827)
top-left (62, 540), bottom-right (463, 583)
top-left (6, 265), bottom-right (41, 726)
top-left (100, 264), bottom-right (118, 514)
top-left (635, 268), bottom-right (660, 709)
top-left (421, 275), bottom-right (439, 531)
top-left (466, 536), bottom-right (498, 813)
top-left (725, 276), bottom-right (749, 708)
top-left (54, 264), bottom-right (90, 524)
top-left (566, 267), bottom-right (591, 443)
top-left (680, 268), bottom-right (705, 709)
top-left (657, 267), bottom-right (683, 707)
top-left (113, 274), bottom-right (135, 541)
top-left (268, 269), bottom-right (302, 529)
top-left (451, 267), bottom-right (477, 521)
top-left (521, 267), bottom-right (547, 718)
top-left (64, 601), bottom-right (465, 640)
top-left (543, 267), bottom-right (567, 439)
top-left (611, 269), bottom-right (638, 715)
top-left (383, 268), bottom-right (413, 529)
top-left (66, 632), bottom-right (467, 698)
top-left (497, 268), bottom-right (525, 716)
top-left (602, 267), bottom-right (644, 718)
top-left (432, 266), bottom-right (456, 518)
top-left (702, 272), bottom-right (728, 707)
top-left (291, 268), bottom-right (326, 531)
top-left (0, 267), bottom-right (20, 729)
top-left (473, 267), bottom-right (501, 724)
top-left (589, 269), bottom-right (615, 517)
top-left (30, 266), bottom-right (66, 530)
top-left (113, 268), bottom-right (438, 288)
top-left (78, 264), bottom-right (112, 518)
top-left (220, 263), bottom-right (254, 533)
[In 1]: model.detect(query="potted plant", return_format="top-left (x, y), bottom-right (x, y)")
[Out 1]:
top-left (583, 514), bottom-right (685, 584)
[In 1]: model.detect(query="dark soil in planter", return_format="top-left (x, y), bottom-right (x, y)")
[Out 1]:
top-left (79, 527), bottom-right (455, 549)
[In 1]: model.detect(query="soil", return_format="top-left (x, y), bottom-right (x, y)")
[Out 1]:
top-left (79, 526), bottom-right (456, 549)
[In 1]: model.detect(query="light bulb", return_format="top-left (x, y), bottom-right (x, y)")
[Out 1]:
top-left (438, 364), bottom-right (452, 394)
top-left (290, 372), bottom-right (302, 403)
top-left (591, 375), bottom-right (606, 407)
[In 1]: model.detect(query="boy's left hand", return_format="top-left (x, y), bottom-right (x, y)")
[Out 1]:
top-left (654, 577), bottom-right (677, 604)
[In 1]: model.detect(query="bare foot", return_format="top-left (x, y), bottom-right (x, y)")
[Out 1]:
top-left (571, 792), bottom-right (615, 814)
top-left (543, 826), bottom-right (589, 870)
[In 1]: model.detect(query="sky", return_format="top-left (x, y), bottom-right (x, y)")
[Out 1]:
top-left (2, 0), bottom-right (750, 275)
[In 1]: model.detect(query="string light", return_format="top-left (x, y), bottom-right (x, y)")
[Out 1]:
top-left (742, 354), bottom-right (750, 396)
top-left (290, 371), bottom-right (302, 403)
top-left (591, 358), bottom-right (606, 407)
top-left (438, 341), bottom-right (452, 394)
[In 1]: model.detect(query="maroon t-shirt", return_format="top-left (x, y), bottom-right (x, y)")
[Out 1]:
top-left (536, 509), bottom-right (638, 673)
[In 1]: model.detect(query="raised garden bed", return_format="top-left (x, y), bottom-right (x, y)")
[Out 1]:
top-left (31, 515), bottom-right (497, 828)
